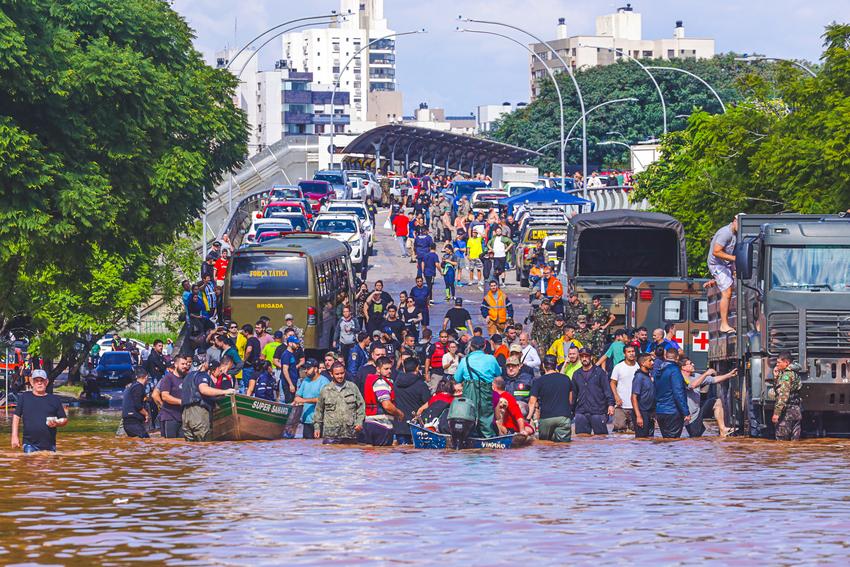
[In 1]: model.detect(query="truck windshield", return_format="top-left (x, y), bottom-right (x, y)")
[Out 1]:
top-left (771, 246), bottom-right (850, 291)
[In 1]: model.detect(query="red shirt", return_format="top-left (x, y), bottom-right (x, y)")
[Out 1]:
top-left (496, 391), bottom-right (524, 432)
top-left (392, 214), bottom-right (410, 237)
top-left (214, 257), bottom-right (229, 281)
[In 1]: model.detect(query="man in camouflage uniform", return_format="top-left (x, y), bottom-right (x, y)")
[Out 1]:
top-left (588, 321), bottom-right (606, 358)
top-left (379, 174), bottom-right (391, 207)
top-left (564, 292), bottom-right (588, 327)
top-left (313, 362), bottom-right (365, 444)
top-left (529, 298), bottom-right (558, 352)
top-left (772, 351), bottom-right (802, 441)
top-left (589, 295), bottom-right (615, 331)
top-left (574, 315), bottom-right (595, 354)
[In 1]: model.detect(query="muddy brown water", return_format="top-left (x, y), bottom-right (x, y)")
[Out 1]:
top-left (1, 410), bottom-right (849, 565)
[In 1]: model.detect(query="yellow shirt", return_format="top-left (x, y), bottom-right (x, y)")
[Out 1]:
top-left (236, 333), bottom-right (247, 359)
top-left (262, 341), bottom-right (282, 367)
top-left (546, 337), bottom-right (583, 366)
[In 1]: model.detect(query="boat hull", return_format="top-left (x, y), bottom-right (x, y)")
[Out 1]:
top-left (409, 422), bottom-right (519, 450)
top-left (212, 394), bottom-right (295, 441)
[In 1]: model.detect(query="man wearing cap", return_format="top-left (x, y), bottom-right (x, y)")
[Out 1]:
top-left (278, 335), bottom-right (302, 403)
top-left (443, 298), bottom-right (473, 337)
top-left (572, 348), bottom-right (615, 435)
top-left (294, 359), bottom-right (330, 439)
top-left (564, 292), bottom-right (588, 325)
top-left (504, 355), bottom-right (535, 407)
top-left (279, 314), bottom-right (304, 341)
top-left (480, 280), bottom-right (513, 336)
top-left (454, 336), bottom-right (502, 438)
top-left (528, 355), bottom-right (574, 442)
top-left (262, 330), bottom-right (284, 378)
top-left (528, 298), bottom-right (557, 352)
top-left (574, 315), bottom-right (595, 354)
top-left (12, 369), bottom-right (68, 452)
top-left (347, 331), bottom-right (371, 378)
top-left (122, 366), bottom-right (151, 439)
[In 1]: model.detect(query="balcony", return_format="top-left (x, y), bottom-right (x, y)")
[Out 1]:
top-left (312, 91), bottom-right (350, 105)
top-left (313, 114), bottom-right (350, 125)
top-left (284, 112), bottom-right (313, 125)
top-left (283, 90), bottom-right (311, 104)
top-left (288, 71), bottom-right (313, 81)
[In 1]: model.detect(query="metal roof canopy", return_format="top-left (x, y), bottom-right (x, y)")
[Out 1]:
top-left (341, 124), bottom-right (540, 175)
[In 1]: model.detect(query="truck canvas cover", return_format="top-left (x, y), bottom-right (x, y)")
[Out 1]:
top-left (566, 209), bottom-right (687, 277)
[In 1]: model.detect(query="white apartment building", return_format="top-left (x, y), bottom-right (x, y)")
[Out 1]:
top-left (529, 3), bottom-right (715, 98)
top-left (282, 0), bottom-right (396, 129)
top-left (477, 102), bottom-right (527, 133)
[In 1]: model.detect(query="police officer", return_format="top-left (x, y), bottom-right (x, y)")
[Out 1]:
top-left (122, 366), bottom-right (150, 438)
top-left (772, 351), bottom-right (802, 441)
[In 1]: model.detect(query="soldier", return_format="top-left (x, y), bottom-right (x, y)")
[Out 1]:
top-left (574, 315), bottom-right (595, 353)
top-left (529, 298), bottom-right (557, 352)
top-left (772, 351), bottom-right (802, 441)
top-left (314, 362), bottom-right (366, 444)
top-left (588, 295), bottom-right (615, 331)
top-left (588, 321), bottom-right (606, 358)
top-left (564, 291), bottom-right (588, 327)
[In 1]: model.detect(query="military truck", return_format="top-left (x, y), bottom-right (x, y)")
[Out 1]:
top-left (559, 210), bottom-right (688, 323)
top-left (709, 213), bottom-right (850, 437)
top-left (624, 277), bottom-right (710, 370)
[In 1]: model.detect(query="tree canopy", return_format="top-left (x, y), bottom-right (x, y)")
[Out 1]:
top-left (0, 1), bottom-right (247, 365)
top-left (632, 24), bottom-right (850, 275)
top-left (489, 53), bottom-right (780, 172)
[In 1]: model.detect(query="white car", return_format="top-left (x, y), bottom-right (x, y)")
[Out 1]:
top-left (504, 182), bottom-right (537, 197)
top-left (321, 200), bottom-right (374, 251)
top-left (247, 216), bottom-right (294, 242)
top-left (95, 335), bottom-right (145, 355)
top-left (471, 190), bottom-right (510, 205)
top-left (345, 170), bottom-right (379, 201)
top-left (312, 213), bottom-right (368, 270)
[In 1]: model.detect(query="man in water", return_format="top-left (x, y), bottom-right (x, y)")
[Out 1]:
top-left (572, 348), bottom-right (615, 435)
top-left (314, 362), bottom-right (365, 444)
top-left (12, 369), bottom-right (68, 452)
top-left (181, 357), bottom-right (236, 442)
top-left (772, 351), bottom-right (802, 441)
top-left (454, 336), bottom-right (502, 438)
top-left (122, 366), bottom-right (151, 438)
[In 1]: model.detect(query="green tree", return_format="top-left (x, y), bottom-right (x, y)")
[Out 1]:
top-left (633, 24), bottom-right (850, 275)
top-left (0, 0), bottom-right (247, 376)
top-left (489, 54), bottom-right (779, 173)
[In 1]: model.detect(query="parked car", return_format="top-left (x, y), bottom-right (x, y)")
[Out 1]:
top-left (298, 180), bottom-right (334, 212)
top-left (247, 217), bottom-right (294, 242)
top-left (312, 213), bottom-right (368, 273)
top-left (263, 200), bottom-right (311, 221)
top-left (345, 170), bottom-right (379, 200)
top-left (96, 351), bottom-right (134, 385)
top-left (321, 200), bottom-right (374, 252)
top-left (313, 170), bottom-right (351, 200)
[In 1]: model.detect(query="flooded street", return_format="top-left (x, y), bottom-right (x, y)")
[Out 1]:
top-left (1, 411), bottom-right (849, 564)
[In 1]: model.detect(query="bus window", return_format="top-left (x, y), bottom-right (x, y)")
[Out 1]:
top-left (663, 298), bottom-right (685, 322)
top-left (229, 255), bottom-right (308, 297)
top-left (693, 299), bottom-right (708, 323)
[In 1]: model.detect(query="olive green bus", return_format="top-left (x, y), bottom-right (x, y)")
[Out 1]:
top-left (223, 233), bottom-right (355, 350)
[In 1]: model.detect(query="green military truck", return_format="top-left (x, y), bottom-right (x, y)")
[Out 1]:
top-left (560, 210), bottom-right (689, 324)
top-left (625, 277), bottom-right (710, 370)
top-left (709, 213), bottom-right (850, 437)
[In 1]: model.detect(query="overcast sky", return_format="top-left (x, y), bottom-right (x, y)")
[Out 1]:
top-left (172, 0), bottom-right (847, 114)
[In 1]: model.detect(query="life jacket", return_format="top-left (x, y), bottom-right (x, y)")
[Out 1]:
top-left (430, 341), bottom-right (448, 371)
top-left (181, 371), bottom-right (206, 407)
top-left (484, 290), bottom-right (508, 324)
top-left (364, 373), bottom-right (395, 416)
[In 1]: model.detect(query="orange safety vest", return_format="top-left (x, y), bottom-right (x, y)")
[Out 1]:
top-left (484, 290), bottom-right (508, 324)
top-left (545, 277), bottom-right (563, 301)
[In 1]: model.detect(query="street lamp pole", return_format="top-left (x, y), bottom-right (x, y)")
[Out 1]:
top-left (581, 44), bottom-right (667, 136)
top-left (646, 65), bottom-right (726, 113)
top-left (461, 16), bottom-right (588, 183)
top-left (735, 55), bottom-right (817, 78)
top-left (535, 97), bottom-right (638, 154)
top-left (330, 30), bottom-right (425, 170)
top-left (599, 140), bottom-right (644, 170)
top-left (236, 20), bottom-right (339, 80)
top-left (459, 28), bottom-right (566, 189)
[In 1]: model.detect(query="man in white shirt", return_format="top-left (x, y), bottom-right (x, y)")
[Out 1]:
top-left (609, 344), bottom-right (639, 432)
top-left (517, 332), bottom-right (541, 373)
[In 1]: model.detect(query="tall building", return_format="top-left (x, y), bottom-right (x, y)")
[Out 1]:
top-left (529, 4), bottom-right (715, 98)
top-left (477, 102), bottom-right (526, 133)
top-left (282, 0), bottom-right (396, 129)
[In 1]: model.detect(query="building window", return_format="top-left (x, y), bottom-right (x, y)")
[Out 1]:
top-left (642, 50), bottom-right (653, 57)
top-left (332, 42), bottom-right (340, 52)
top-left (667, 49), bottom-right (674, 58)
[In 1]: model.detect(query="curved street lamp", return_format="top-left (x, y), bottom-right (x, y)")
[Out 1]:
top-left (580, 44), bottom-right (667, 136)
top-left (646, 65), bottom-right (726, 113)
top-left (535, 97), bottom-right (638, 153)
top-left (330, 29), bottom-right (426, 170)
top-left (236, 19), bottom-right (340, 80)
top-left (461, 16), bottom-right (588, 183)
top-left (599, 139), bottom-right (644, 170)
top-left (459, 28), bottom-right (566, 189)
top-left (735, 55), bottom-right (817, 77)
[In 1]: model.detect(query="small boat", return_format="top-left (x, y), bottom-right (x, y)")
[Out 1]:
top-left (409, 421), bottom-right (522, 450)
top-left (212, 393), bottom-right (296, 441)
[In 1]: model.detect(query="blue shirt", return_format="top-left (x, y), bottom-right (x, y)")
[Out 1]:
top-left (414, 234), bottom-right (434, 258)
top-left (422, 251), bottom-right (440, 277)
top-left (280, 350), bottom-right (299, 388)
top-left (454, 351), bottom-right (502, 384)
top-left (252, 371), bottom-right (277, 401)
top-left (347, 344), bottom-right (368, 375)
top-left (296, 375), bottom-right (331, 423)
top-left (453, 239), bottom-right (467, 259)
top-left (631, 370), bottom-right (655, 412)
top-left (410, 285), bottom-right (430, 309)
top-left (654, 361), bottom-right (689, 416)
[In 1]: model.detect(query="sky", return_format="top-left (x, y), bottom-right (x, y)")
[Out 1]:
top-left (172, 0), bottom-right (848, 114)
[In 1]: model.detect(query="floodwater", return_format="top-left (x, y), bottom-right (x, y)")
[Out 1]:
top-left (2, 411), bottom-right (850, 565)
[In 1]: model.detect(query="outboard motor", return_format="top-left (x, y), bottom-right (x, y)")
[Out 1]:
top-left (447, 397), bottom-right (477, 449)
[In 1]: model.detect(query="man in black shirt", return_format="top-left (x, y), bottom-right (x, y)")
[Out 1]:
top-left (12, 370), bottom-right (68, 452)
top-left (145, 340), bottom-right (167, 382)
top-left (443, 298), bottom-right (473, 336)
top-left (241, 323), bottom-right (262, 392)
top-left (528, 355), bottom-right (574, 442)
top-left (122, 366), bottom-right (150, 438)
top-left (383, 305), bottom-right (406, 341)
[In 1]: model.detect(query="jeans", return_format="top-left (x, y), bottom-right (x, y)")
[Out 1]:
top-left (634, 411), bottom-right (656, 438)
top-left (123, 417), bottom-right (150, 439)
top-left (240, 366), bottom-right (254, 394)
top-left (574, 412), bottom-right (608, 435)
top-left (23, 443), bottom-right (55, 453)
top-left (397, 236), bottom-right (408, 256)
top-left (444, 276), bottom-right (456, 299)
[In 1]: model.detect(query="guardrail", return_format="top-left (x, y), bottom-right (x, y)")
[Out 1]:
top-left (568, 186), bottom-right (648, 212)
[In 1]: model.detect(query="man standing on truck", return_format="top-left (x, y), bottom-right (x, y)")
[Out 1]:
top-left (708, 217), bottom-right (738, 334)
top-left (772, 351), bottom-right (802, 441)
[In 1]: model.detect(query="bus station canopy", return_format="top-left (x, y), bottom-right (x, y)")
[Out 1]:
top-left (341, 124), bottom-right (540, 175)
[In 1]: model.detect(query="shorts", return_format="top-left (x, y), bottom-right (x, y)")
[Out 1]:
top-left (470, 258), bottom-right (483, 271)
top-left (709, 266), bottom-right (734, 292)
